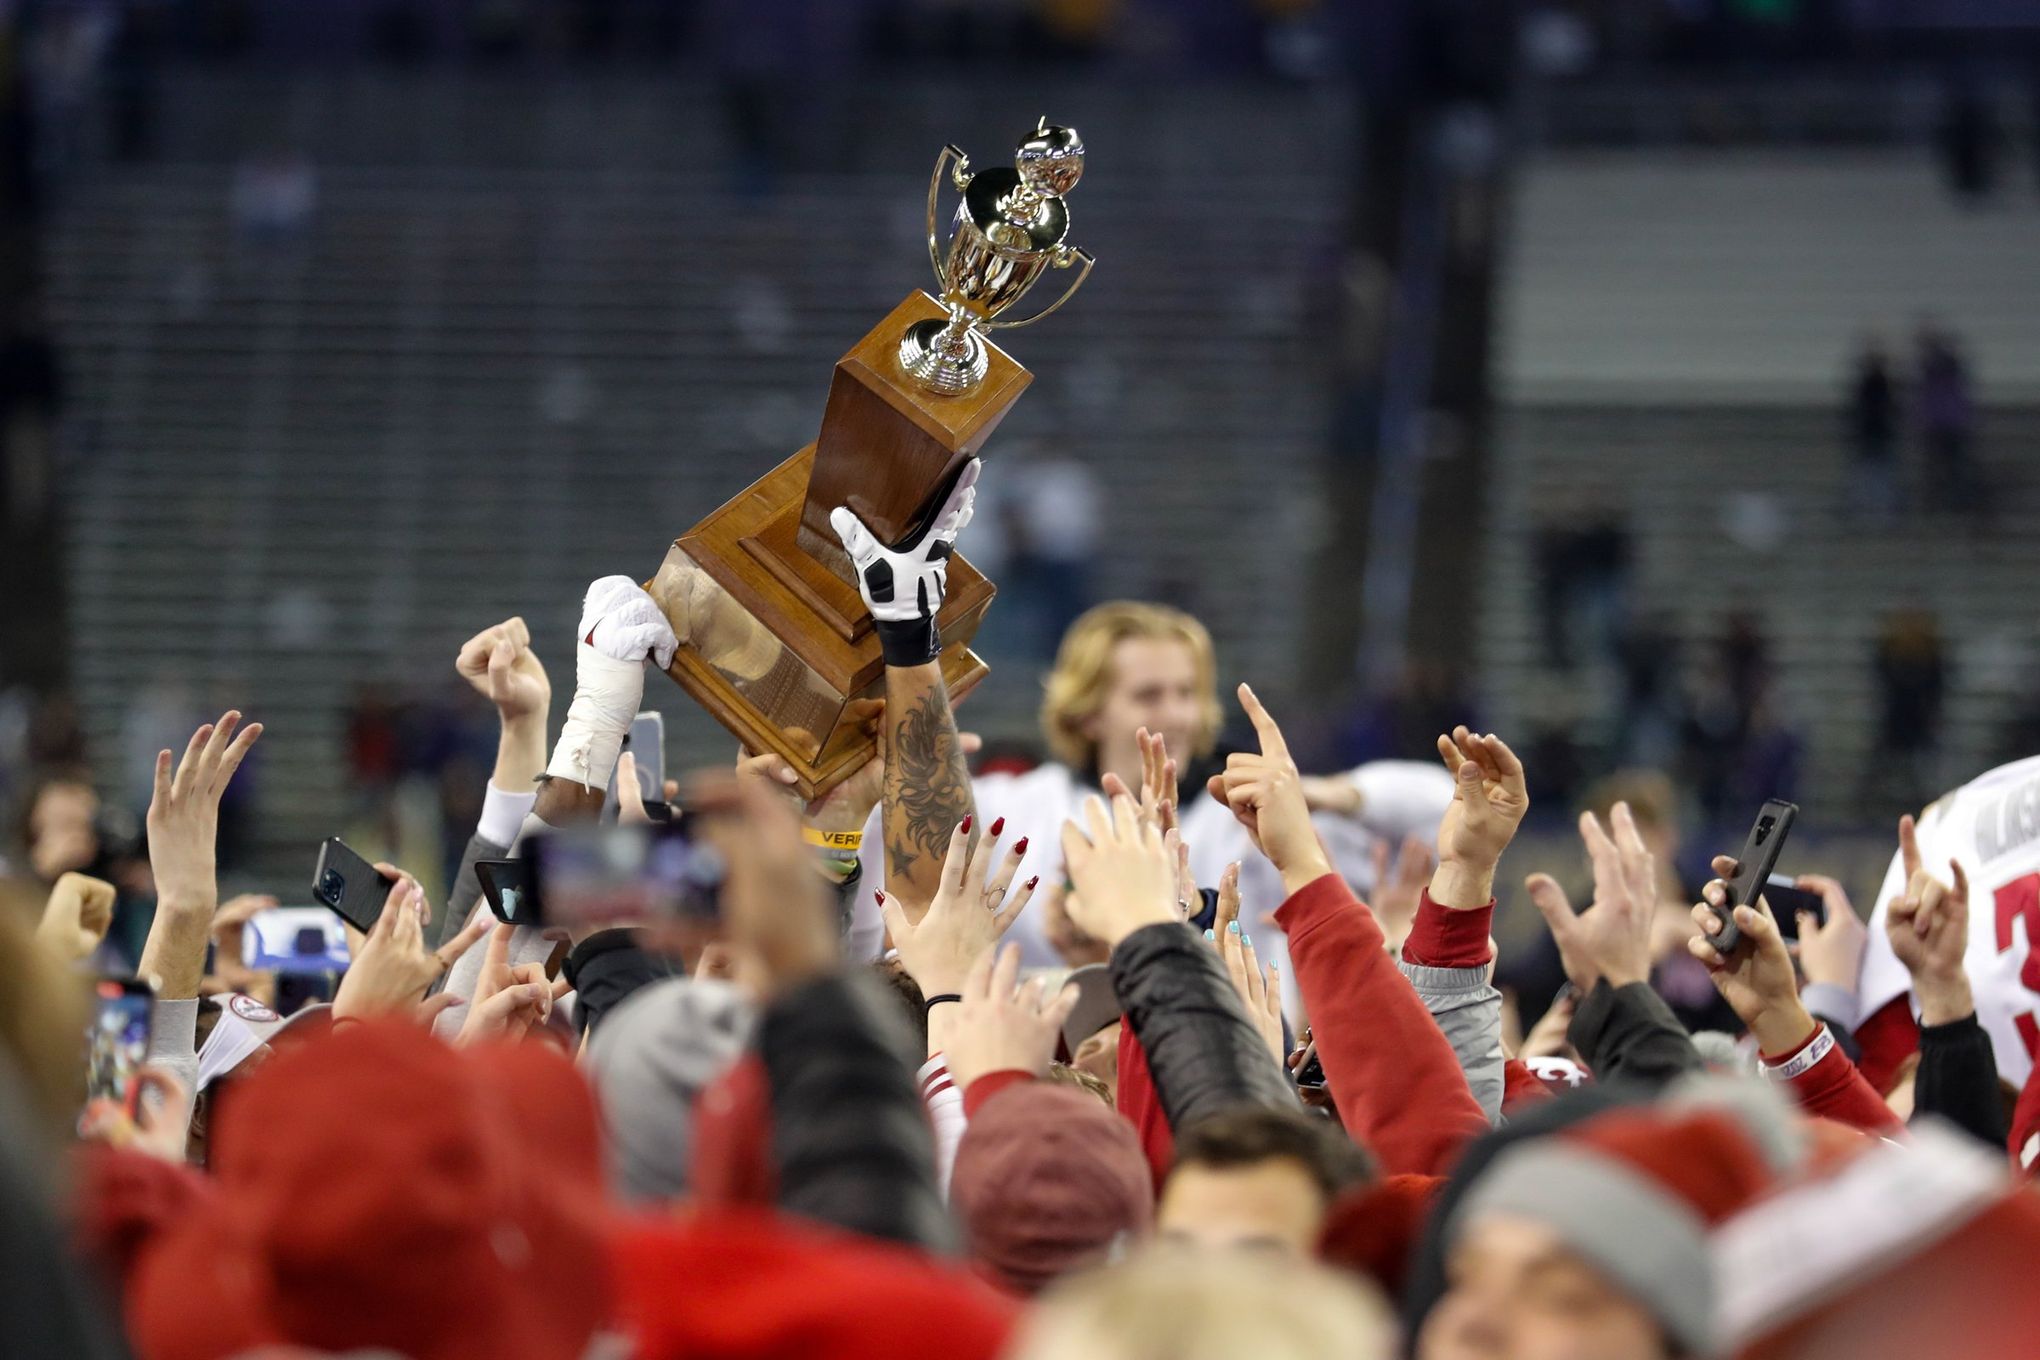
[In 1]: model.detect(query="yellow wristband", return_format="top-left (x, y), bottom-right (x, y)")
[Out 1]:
top-left (804, 827), bottom-right (863, 852)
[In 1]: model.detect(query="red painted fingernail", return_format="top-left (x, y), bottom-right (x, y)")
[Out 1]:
top-left (989, 817), bottom-right (1006, 837)
top-left (960, 815), bottom-right (973, 835)
top-left (1014, 837), bottom-right (1029, 856)
top-left (875, 890), bottom-right (885, 905)
top-left (1027, 876), bottom-right (1040, 890)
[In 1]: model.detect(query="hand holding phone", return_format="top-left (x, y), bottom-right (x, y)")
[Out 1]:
top-left (1704, 800), bottom-right (1798, 954)
top-left (83, 977), bottom-right (154, 1124)
top-left (312, 838), bottom-right (397, 932)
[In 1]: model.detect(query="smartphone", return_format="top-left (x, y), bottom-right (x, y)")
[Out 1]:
top-left (521, 818), bottom-right (722, 932)
top-left (1293, 1038), bottom-right (1327, 1092)
top-left (603, 712), bottom-right (665, 818)
top-left (243, 907), bottom-right (351, 973)
top-left (474, 858), bottom-right (537, 927)
top-left (312, 837), bottom-right (396, 933)
top-left (1706, 800), bottom-right (1799, 954)
top-left (1764, 875), bottom-right (1827, 942)
top-left (84, 977), bottom-right (153, 1120)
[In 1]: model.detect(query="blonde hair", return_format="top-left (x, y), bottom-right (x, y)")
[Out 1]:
top-left (1040, 602), bottom-right (1221, 769)
top-left (1008, 1246), bottom-right (1395, 1360)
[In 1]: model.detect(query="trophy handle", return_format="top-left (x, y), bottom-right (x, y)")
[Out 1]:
top-left (985, 246), bottom-right (1095, 332)
top-left (925, 145), bottom-right (971, 291)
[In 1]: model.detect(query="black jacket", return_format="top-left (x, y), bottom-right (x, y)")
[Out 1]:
top-left (759, 968), bottom-right (953, 1253)
top-left (1109, 921), bottom-right (1296, 1131)
top-left (1568, 980), bottom-right (1704, 1091)
top-left (1914, 1011), bottom-right (2008, 1150)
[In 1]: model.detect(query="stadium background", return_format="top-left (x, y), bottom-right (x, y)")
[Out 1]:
top-left (7, 0), bottom-right (2040, 929)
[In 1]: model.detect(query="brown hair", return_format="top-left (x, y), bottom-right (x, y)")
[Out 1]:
top-left (1582, 768), bottom-right (1678, 833)
top-left (1040, 602), bottom-right (1221, 769)
top-left (1172, 1105), bottom-right (1376, 1202)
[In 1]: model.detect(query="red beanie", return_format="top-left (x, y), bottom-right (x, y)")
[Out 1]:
top-left (948, 1082), bottom-right (1153, 1296)
top-left (1317, 1173), bottom-right (1439, 1298)
top-left (1452, 1105), bottom-right (1787, 1355)
top-left (125, 1020), bottom-right (612, 1360)
top-left (1722, 1124), bottom-right (2040, 1360)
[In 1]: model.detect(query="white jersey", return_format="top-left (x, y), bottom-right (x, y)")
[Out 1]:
top-left (847, 757), bottom-right (1455, 1020)
top-left (1859, 754), bottom-right (2040, 1084)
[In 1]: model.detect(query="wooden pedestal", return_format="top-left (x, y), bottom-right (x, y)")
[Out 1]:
top-left (649, 294), bottom-right (1027, 799)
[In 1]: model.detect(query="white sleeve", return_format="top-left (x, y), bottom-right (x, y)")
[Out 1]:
top-left (146, 998), bottom-right (201, 1156)
top-left (477, 782), bottom-right (538, 849)
top-left (1347, 760), bottom-right (1457, 846)
top-left (919, 1054), bottom-right (967, 1199)
top-left (845, 801), bottom-right (888, 963)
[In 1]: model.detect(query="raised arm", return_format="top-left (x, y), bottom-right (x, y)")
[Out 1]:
top-left (1882, 816), bottom-right (2005, 1147)
top-left (1208, 689), bottom-right (1495, 1176)
top-left (831, 461), bottom-right (982, 909)
top-left (707, 773), bottom-right (951, 1250)
top-left (1062, 792), bottom-right (1293, 1135)
top-left (533, 577), bottom-right (677, 827)
top-left (1687, 847), bottom-right (1901, 1137)
top-left (1526, 803), bottom-right (1704, 1089)
top-left (437, 616), bottom-right (553, 948)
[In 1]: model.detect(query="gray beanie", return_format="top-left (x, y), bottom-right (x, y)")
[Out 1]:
top-left (583, 977), bottom-right (753, 1205)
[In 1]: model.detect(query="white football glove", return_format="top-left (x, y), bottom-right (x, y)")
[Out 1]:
top-left (546, 576), bottom-right (679, 790)
top-left (577, 575), bottom-right (679, 669)
top-left (829, 459), bottom-right (979, 667)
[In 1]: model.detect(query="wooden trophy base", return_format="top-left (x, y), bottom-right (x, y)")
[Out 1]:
top-left (647, 448), bottom-right (994, 800)
top-left (648, 292), bottom-right (1028, 800)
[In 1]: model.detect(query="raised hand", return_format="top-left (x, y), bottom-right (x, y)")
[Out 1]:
top-left (1686, 855), bottom-right (1813, 1056)
top-left (457, 923), bottom-right (571, 1044)
top-left (579, 576), bottom-right (679, 669)
top-left (35, 871), bottom-right (117, 963)
top-left (1526, 802), bottom-right (1656, 992)
top-left (830, 460), bottom-right (979, 669)
top-left (148, 710), bottom-right (262, 911)
top-left (543, 577), bottom-right (680, 808)
top-left (1885, 813), bottom-right (1973, 1025)
top-left (1209, 862), bottom-right (1283, 1064)
top-left (455, 616), bottom-right (551, 723)
top-left (1101, 726), bottom-right (1179, 836)
top-left (1205, 683), bottom-right (1332, 891)
top-left (332, 874), bottom-right (489, 1023)
top-left (138, 711), bottom-right (264, 998)
top-left (1792, 873), bottom-right (1869, 995)
top-left (1060, 792), bottom-right (1181, 948)
top-left (941, 942), bottom-right (1079, 1090)
top-left (1430, 726), bottom-right (1529, 910)
top-left (883, 815), bottom-right (1036, 994)
top-left (1368, 833), bottom-right (1435, 955)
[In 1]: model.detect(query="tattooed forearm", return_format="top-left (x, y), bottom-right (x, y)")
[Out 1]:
top-left (882, 667), bottom-right (976, 897)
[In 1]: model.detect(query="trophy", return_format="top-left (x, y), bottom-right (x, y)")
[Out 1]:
top-left (644, 122), bottom-right (1094, 798)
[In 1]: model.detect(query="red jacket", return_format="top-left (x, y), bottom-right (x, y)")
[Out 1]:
top-left (1279, 875), bottom-right (1490, 1176)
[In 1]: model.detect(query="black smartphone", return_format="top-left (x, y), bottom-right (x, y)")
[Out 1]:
top-left (474, 858), bottom-right (537, 927)
top-left (85, 977), bottom-right (154, 1120)
top-left (1706, 800), bottom-right (1799, 954)
top-left (521, 818), bottom-right (722, 932)
top-left (312, 837), bottom-right (397, 933)
top-left (1764, 875), bottom-right (1827, 942)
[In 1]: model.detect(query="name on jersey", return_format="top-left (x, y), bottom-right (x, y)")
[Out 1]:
top-left (1976, 777), bottom-right (2040, 863)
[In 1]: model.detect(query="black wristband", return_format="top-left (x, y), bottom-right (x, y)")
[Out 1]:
top-left (875, 615), bottom-right (941, 669)
top-left (923, 992), bottom-right (963, 1015)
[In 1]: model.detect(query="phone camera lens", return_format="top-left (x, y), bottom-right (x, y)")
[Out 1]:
top-left (318, 868), bottom-right (345, 903)
top-left (294, 926), bottom-right (325, 954)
